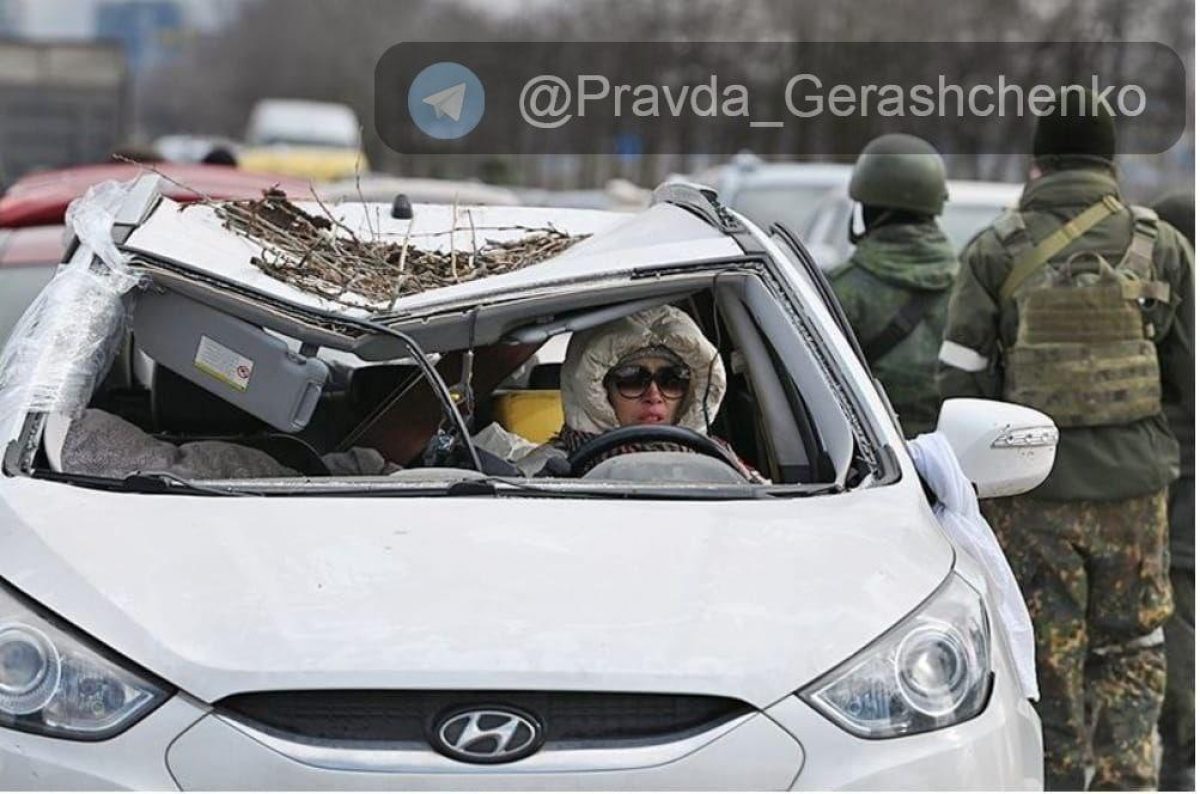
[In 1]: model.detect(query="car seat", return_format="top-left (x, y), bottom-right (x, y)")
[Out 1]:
top-left (148, 364), bottom-right (329, 476)
top-left (491, 363), bottom-right (564, 444)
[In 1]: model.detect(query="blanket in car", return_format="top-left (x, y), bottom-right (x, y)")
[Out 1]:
top-left (60, 409), bottom-right (395, 480)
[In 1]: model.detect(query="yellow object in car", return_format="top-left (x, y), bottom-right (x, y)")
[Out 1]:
top-left (492, 391), bottom-right (564, 444)
top-left (239, 146), bottom-right (368, 182)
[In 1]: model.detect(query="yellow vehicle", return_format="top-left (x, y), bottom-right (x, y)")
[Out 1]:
top-left (241, 98), bottom-right (368, 181)
top-left (239, 145), bottom-right (367, 182)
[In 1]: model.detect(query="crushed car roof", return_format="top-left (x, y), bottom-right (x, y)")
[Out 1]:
top-left (120, 194), bottom-right (742, 317)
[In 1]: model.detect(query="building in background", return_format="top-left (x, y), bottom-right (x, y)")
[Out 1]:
top-left (0, 0), bottom-right (23, 36)
top-left (95, 0), bottom-right (184, 71)
top-left (0, 40), bottom-right (126, 185)
top-left (2, 0), bottom-right (239, 42)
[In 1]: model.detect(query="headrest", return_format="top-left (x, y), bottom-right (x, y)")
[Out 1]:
top-left (43, 413), bottom-right (73, 473)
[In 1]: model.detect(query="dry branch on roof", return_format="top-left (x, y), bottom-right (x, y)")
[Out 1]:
top-left (211, 190), bottom-right (588, 309)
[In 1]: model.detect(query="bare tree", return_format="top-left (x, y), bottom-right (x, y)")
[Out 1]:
top-left (136, 0), bottom-right (1192, 190)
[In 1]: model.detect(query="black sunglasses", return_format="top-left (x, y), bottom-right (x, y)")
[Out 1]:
top-left (604, 364), bottom-right (691, 400)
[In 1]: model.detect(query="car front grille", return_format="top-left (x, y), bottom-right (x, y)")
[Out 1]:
top-left (216, 690), bottom-right (753, 746)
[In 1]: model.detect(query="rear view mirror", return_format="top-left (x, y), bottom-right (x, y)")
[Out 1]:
top-left (936, 398), bottom-right (1058, 499)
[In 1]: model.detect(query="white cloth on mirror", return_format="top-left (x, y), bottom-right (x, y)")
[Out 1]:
top-left (908, 431), bottom-right (1040, 701)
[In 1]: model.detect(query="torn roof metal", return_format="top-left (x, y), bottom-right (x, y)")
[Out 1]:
top-left (120, 197), bottom-right (741, 318)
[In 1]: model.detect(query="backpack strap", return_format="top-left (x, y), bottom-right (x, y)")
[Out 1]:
top-left (1116, 206), bottom-right (1171, 303)
top-left (999, 194), bottom-right (1123, 303)
top-left (862, 289), bottom-right (942, 363)
top-left (1119, 205), bottom-right (1160, 277)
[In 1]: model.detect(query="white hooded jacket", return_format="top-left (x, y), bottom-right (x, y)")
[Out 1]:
top-left (559, 305), bottom-right (726, 435)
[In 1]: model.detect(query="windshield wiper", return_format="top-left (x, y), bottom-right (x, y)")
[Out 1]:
top-left (470, 478), bottom-right (774, 500)
top-left (121, 471), bottom-right (258, 497)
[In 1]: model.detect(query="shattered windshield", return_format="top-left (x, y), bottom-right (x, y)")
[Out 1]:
top-left (0, 180), bottom-right (864, 498)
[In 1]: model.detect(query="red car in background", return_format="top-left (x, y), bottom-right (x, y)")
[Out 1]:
top-left (0, 163), bottom-right (311, 343)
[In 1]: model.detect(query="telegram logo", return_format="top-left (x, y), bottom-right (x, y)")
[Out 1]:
top-left (407, 62), bottom-right (485, 140)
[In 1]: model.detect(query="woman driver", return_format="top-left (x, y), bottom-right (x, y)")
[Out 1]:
top-left (531, 305), bottom-right (761, 480)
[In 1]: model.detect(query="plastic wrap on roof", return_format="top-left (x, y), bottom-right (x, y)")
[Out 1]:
top-left (0, 180), bottom-right (143, 439)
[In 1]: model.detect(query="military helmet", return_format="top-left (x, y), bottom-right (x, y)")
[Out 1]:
top-left (849, 133), bottom-right (948, 216)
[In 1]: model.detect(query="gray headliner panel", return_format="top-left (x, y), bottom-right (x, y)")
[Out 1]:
top-left (355, 277), bottom-right (712, 359)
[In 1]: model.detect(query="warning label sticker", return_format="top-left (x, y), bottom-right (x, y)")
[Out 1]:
top-left (194, 335), bottom-right (254, 392)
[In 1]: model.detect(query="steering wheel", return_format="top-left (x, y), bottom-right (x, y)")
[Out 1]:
top-left (567, 424), bottom-right (746, 478)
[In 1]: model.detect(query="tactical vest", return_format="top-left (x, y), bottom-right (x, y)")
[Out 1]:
top-left (995, 196), bottom-right (1169, 428)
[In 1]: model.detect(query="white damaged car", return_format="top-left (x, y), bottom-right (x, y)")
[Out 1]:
top-left (0, 176), bottom-right (1052, 789)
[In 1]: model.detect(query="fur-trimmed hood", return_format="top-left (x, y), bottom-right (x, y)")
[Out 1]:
top-left (559, 306), bottom-right (726, 434)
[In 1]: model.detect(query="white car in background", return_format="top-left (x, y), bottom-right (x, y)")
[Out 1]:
top-left (800, 179), bottom-right (1023, 269)
top-left (239, 98), bottom-right (368, 181)
top-left (515, 178), bottom-right (653, 212)
top-left (691, 154), bottom-right (854, 239)
top-left (318, 174), bottom-right (521, 207)
top-left (0, 177), bottom-right (1050, 789)
top-left (245, 99), bottom-right (361, 151)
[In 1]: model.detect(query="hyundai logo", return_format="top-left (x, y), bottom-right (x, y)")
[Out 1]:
top-left (431, 706), bottom-right (544, 763)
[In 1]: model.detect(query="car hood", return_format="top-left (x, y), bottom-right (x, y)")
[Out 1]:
top-left (0, 478), bottom-right (951, 707)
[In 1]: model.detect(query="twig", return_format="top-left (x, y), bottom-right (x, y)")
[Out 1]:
top-left (110, 153), bottom-right (217, 203)
top-left (213, 194), bottom-right (587, 310)
top-left (352, 138), bottom-right (377, 243)
top-left (466, 205), bottom-right (477, 273)
top-left (449, 196), bottom-right (459, 283)
top-left (387, 217), bottom-right (416, 312)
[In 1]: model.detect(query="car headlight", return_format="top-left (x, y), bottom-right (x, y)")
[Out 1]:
top-left (799, 572), bottom-right (991, 739)
top-left (0, 580), bottom-right (170, 740)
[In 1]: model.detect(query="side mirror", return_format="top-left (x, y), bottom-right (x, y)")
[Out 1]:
top-left (936, 398), bottom-right (1058, 499)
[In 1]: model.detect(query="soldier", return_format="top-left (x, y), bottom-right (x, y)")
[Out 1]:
top-left (830, 133), bottom-right (956, 436)
top-left (1152, 190), bottom-right (1195, 792)
top-left (937, 91), bottom-right (1194, 790)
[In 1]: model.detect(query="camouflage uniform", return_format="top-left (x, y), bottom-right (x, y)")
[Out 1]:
top-left (830, 221), bottom-right (958, 436)
top-left (1161, 558), bottom-right (1194, 790)
top-left (982, 493), bottom-right (1171, 789)
top-left (1154, 190), bottom-right (1195, 791)
top-left (938, 166), bottom-right (1195, 790)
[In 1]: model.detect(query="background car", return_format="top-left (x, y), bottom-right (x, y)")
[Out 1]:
top-left (318, 174), bottom-right (521, 206)
top-left (152, 134), bottom-right (244, 165)
top-left (0, 163), bottom-right (312, 345)
top-left (800, 179), bottom-right (1023, 269)
top-left (514, 178), bottom-right (653, 212)
top-left (239, 98), bottom-right (369, 181)
top-left (0, 225), bottom-right (66, 343)
top-left (688, 153), bottom-right (855, 237)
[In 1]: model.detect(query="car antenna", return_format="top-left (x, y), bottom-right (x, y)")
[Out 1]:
top-left (391, 193), bottom-right (413, 220)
